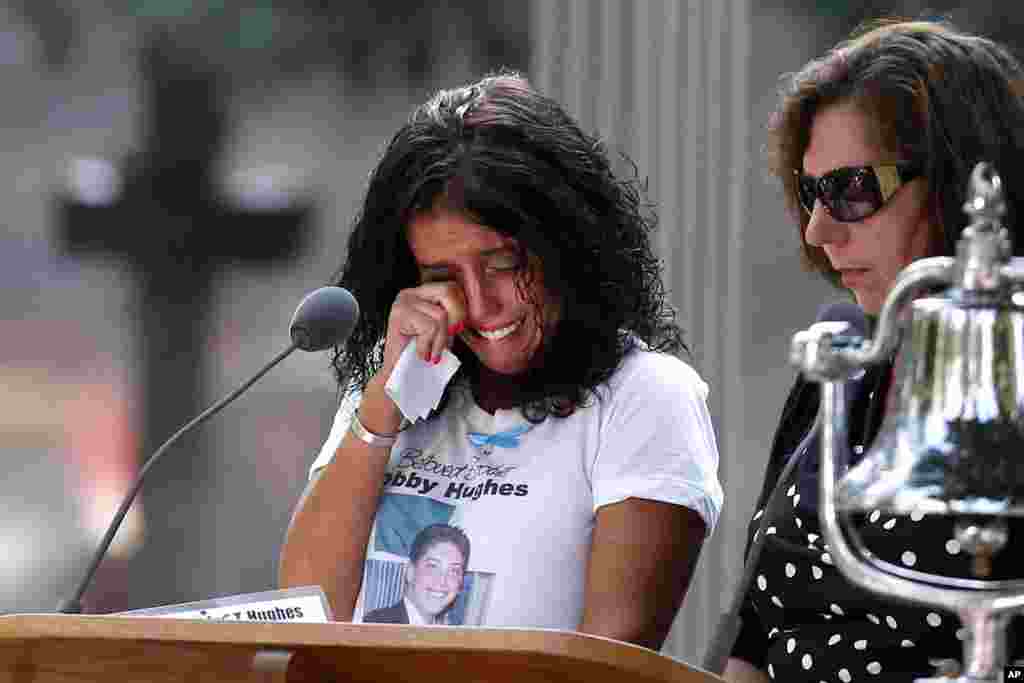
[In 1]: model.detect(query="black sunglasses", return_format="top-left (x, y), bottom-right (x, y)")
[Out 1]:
top-left (796, 162), bottom-right (923, 223)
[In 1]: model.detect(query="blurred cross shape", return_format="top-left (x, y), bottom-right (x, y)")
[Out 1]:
top-left (54, 31), bottom-right (314, 612)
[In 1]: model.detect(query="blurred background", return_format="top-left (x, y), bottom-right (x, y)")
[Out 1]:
top-left (1, 0), bottom-right (1020, 664)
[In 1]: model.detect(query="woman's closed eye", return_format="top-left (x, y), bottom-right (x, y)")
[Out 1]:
top-left (419, 250), bottom-right (523, 283)
top-left (420, 269), bottom-right (452, 284)
top-left (486, 250), bottom-right (523, 272)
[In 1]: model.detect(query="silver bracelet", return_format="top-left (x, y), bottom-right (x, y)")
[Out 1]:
top-left (350, 413), bottom-right (399, 448)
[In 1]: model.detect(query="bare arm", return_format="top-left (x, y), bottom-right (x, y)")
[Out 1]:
top-left (278, 281), bottom-right (467, 618)
top-left (277, 376), bottom-right (401, 618)
top-left (578, 498), bottom-right (707, 650)
top-left (721, 657), bottom-right (770, 683)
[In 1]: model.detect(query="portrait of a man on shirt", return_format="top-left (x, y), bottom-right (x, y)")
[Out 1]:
top-left (363, 524), bottom-right (470, 625)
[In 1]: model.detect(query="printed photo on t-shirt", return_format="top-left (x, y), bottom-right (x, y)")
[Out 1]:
top-left (355, 493), bottom-right (493, 625)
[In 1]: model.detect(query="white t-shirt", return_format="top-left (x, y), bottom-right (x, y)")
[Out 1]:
top-left (310, 348), bottom-right (723, 629)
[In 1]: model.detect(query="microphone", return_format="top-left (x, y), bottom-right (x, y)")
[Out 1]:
top-left (57, 286), bottom-right (359, 614)
top-left (289, 286), bottom-right (359, 352)
top-left (812, 300), bottom-right (868, 345)
top-left (701, 300), bottom-right (866, 674)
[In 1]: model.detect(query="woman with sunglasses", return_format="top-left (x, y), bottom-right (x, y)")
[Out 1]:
top-left (723, 19), bottom-right (1024, 682)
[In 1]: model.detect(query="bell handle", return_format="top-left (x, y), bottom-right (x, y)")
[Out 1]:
top-left (848, 534), bottom-right (1024, 592)
top-left (999, 256), bottom-right (1024, 285)
top-left (837, 256), bottom-right (956, 368)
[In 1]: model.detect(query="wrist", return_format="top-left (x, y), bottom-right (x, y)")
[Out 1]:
top-left (351, 413), bottom-right (398, 448)
top-left (359, 376), bottom-right (404, 435)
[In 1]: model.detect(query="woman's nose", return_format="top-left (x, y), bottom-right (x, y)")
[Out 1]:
top-left (804, 203), bottom-right (849, 248)
top-left (461, 273), bottom-right (501, 322)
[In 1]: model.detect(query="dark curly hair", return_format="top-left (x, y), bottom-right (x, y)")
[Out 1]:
top-left (331, 71), bottom-right (684, 422)
top-left (768, 19), bottom-right (1024, 287)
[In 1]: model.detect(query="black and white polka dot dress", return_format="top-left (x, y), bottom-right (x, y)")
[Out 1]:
top-left (731, 365), bottom-right (1023, 681)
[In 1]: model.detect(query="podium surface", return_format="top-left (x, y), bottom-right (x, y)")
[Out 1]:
top-left (0, 614), bottom-right (722, 682)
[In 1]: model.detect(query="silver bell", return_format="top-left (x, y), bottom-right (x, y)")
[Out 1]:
top-left (836, 163), bottom-right (1024, 520)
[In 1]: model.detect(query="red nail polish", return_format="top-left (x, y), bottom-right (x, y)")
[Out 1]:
top-left (433, 354), bottom-right (441, 365)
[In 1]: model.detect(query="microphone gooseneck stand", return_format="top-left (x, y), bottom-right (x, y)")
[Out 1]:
top-left (58, 285), bottom-right (359, 614)
top-left (702, 302), bottom-right (866, 674)
top-left (57, 343), bottom-right (300, 614)
top-left (701, 412), bottom-right (820, 674)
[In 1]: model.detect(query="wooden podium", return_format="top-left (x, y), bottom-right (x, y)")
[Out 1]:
top-left (0, 614), bottom-right (723, 682)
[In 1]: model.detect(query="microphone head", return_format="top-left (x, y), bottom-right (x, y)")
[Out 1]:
top-left (289, 286), bottom-right (360, 351)
top-left (815, 300), bottom-right (868, 340)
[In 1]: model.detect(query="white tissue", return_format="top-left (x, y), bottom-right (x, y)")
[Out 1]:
top-left (384, 340), bottom-right (461, 423)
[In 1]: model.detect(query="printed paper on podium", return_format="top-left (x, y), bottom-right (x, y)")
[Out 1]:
top-left (119, 585), bottom-right (332, 623)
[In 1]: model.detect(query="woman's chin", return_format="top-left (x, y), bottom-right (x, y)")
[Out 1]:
top-left (852, 290), bottom-right (884, 316)
top-left (477, 355), bottom-right (531, 376)
top-left (467, 328), bottom-right (543, 376)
